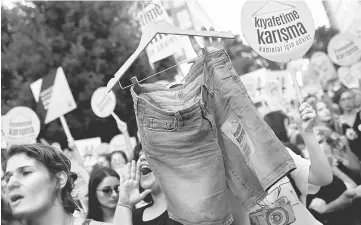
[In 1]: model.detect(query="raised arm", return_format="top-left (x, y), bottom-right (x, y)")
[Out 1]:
top-left (296, 102), bottom-right (333, 186)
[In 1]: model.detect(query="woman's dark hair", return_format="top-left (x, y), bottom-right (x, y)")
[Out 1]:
top-left (5, 143), bottom-right (79, 214)
top-left (337, 89), bottom-right (355, 113)
top-left (133, 143), bottom-right (143, 162)
top-left (109, 150), bottom-right (128, 164)
top-left (263, 111), bottom-right (289, 143)
top-left (87, 166), bottom-right (120, 221)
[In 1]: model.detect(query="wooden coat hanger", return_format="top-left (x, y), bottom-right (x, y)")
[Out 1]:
top-left (252, 1), bottom-right (295, 17)
top-left (106, 19), bottom-right (235, 92)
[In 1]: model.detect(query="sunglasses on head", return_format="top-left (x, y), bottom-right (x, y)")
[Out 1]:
top-left (97, 185), bottom-right (120, 196)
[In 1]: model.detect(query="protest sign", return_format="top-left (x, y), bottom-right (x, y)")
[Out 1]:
top-left (30, 67), bottom-right (77, 124)
top-left (138, 2), bottom-right (181, 64)
top-left (309, 51), bottom-right (338, 83)
top-left (91, 87), bottom-right (116, 118)
top-left (95, 143), bottom-right (111, 155)
top-left (327, 33), bottom-right (361, 66)
top-left (239, 68), bottom-right (267, 99)
top-left (74, 137), bottom-right (101, 168)
top-left (3, 106), bottom-right (40, 145)
top-left (337, 67), bottom-right (360, 89)
top-left (301, 66), bottom-right (323, 96)
top-left (241, 0), bottom-right (315, 63)
top-left (241, 0), bottom-right (315, 103)
top-left (110, 134), bottom-right (137, 159)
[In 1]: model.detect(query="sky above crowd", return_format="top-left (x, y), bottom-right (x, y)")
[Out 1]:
top-left (2, 0), bottom-right (330, 39)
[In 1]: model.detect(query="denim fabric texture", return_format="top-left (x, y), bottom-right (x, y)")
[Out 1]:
top-left (130, 47), bottom-right (296, 225)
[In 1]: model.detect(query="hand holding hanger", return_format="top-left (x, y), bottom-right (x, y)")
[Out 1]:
top-left (188, 27), bottom-right (225, 64)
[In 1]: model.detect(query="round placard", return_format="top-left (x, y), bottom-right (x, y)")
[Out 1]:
top-left (310, 51), bottom-right (337, 82)
top-left (327, 33), bottom-right (361, 66)
top-left (337, 67), bottom-right (360, 89)
top-left (3, 106), bottom-right (41, 145)
top-left (91, 87), bottom-right (117, 118)
top-left (241, 0), bottom-right (315, 62)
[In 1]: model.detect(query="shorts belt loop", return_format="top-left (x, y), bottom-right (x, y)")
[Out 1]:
top-left (174, 112), bottom-right (183, 128)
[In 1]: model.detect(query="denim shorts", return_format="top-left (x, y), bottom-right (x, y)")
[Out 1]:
top-left (131, 47), bottom-right (296, 225)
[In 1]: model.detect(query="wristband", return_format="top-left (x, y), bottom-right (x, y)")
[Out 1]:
top-left (117, 204), bottom-right (132, 211)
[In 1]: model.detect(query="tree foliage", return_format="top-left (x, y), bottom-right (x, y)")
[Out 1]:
top-left (1, 1), bottom-right (170, 147)
top-left (304, 25), bottom-right (339, 59)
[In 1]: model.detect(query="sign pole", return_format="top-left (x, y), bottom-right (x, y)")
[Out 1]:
top-left (110, 112), bottom-right (134, 160)
top-left (111, 112), bottom-right (121, 124)
top-left (60, 115), bottom-right (74, 142)
top-left (289, 67), bottom-right (303, 105)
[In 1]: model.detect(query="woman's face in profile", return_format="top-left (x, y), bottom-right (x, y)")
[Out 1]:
top-left (4, 153), bottom-right (59, 219)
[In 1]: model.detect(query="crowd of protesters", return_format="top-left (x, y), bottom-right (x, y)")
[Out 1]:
top-left (1, 35), bottom-right (361, 225)
top-left (262, 85), bottom-right (361, 225)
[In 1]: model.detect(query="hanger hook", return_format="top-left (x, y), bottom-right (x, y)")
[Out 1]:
top-left (142, 0), bottom-right (155, 9)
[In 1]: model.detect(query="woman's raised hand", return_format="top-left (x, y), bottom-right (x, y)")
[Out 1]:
top-left (117, 160), bottom-right (152, 208)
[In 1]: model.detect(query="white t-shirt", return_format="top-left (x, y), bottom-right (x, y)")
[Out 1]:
top-left (248, 149), bottom-right (322, 225)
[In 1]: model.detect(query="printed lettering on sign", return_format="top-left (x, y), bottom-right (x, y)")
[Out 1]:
top-left (241, 1), bottom-right (315, 62)
top-left (3, 106), bottom-right (40, 145)
top-left (327, 33), bottom-right (361, 66)
top-left (138, 3), bottom-right (180, 64)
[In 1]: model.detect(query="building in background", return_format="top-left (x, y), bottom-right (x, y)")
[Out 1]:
top-left (323, 0), bottom-right (361, 32)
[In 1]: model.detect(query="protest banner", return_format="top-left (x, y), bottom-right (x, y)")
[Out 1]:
top-left (337, 67), bottom-right (360, 89)
top-left (138, 2), bottom-right (181, 64)
top-left (91, 87), bottom-right (117, 118)
top-left (3, 106), bottom-right (40, 145)
top-left (327, 33), bottom-right (361, 66)
top-left (241, 0), bottom-right (315, 103)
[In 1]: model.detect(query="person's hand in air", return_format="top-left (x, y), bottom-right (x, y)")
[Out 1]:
top-left (295, 102), bottom-right (317, 134)
top-left (188, 26), bottom-right (224, 63)
top-left (117, 160), bottom-right (152, 209)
